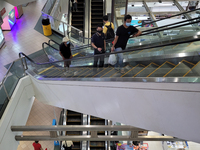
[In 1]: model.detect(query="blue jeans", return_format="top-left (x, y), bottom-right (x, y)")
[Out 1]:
top-left (114, 47), bottom-right (123, 69)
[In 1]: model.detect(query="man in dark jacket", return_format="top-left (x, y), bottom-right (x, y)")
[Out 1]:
top-left (91, 24), bottom-right (106, 67)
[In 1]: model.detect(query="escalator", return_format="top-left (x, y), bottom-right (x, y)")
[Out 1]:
top-left (66, 110), bottom-right (82, 150)
top-left (20, 34), bottom-right (200, 80)
top-left (90, 116), bottom-right (105, 150)
top-left (91, 0), bottom-right (103, 36)
top-left (22, 8), bottom-right (200, 79)
top-left (11, 16), bottom-right (200, 144)
top-left (71, 0), bottom-right (85, 31)
top-left (44, 14), bottom-right (200, 62)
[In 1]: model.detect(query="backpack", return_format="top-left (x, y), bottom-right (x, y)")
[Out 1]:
top-left (105, 22), bottom-right (115, 40)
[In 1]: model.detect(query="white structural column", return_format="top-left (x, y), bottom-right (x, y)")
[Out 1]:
top-left (143, 0), bottom-right (163, 38)
top-left (143, 0), bottom-right (158, 27)
top-left (174, 0), bottom-right (192, 20)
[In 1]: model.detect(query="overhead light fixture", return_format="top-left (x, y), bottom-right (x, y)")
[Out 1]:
top-left (134, 5), bottom-right (143, 7)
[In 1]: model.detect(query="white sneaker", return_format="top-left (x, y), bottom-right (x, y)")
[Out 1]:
top-left (63, 71), bottom-right (69, 75)
top-left (74, 71), bottom-right (78, 76)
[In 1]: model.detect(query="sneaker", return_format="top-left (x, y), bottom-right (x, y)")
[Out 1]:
top-left (74, 71), bottom-right (78, 76)
top-left (63, 71), bottom-right (69, 75)
top-left (114, 67), bottom-right (119, 71)
top-left (120, 69), bottom-right (125, 74)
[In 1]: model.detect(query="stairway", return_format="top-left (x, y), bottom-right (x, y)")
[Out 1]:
top-left (90, 116), bottom-right (105, 150)
top-left (71, 0), bottom-right (85, 37)
top-left (66, 110), bottom-right (82, 150)
top-left (91, 0), bottom-right (103, 36)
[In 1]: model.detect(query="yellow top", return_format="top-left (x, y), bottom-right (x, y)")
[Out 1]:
top-left (103, 22), bottom-right (114, 35)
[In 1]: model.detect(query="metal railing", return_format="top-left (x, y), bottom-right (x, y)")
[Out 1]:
top-left (41, 11), bottom-right (84, 45)
top-left (11, 125), bottom-right (183, 141)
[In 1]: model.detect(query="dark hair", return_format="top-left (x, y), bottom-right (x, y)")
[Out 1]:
top-left (124, 14), bottom-right (132, 21)
top-left (96, 24), bottom-right (102, 29)
top-left (35, 141), bottom-right (39, 143)
top-left (103, 15), bottom-right (108, 21)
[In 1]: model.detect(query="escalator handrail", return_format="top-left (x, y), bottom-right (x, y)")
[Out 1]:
top-left (19, 37), bottom-right (200, 66)
top-left (47, 16), bottom-right (200, 52)
top-left (42, 19), bottom-right (200, 57)
top-left (141, 16), bottom-right (200, 33)
top-left (135, 8), bottom-right (200, 28)
top-left (140, 19), bottom-right (200, 36)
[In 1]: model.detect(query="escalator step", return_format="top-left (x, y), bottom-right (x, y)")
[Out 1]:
top-left (135, 63), bottom-right (159, 77)
top-left (184, 61), bottom-right (200, 77)
top-left (148, 62), bottom-right (175, 77)
top-left (121, 65), bottom-right (145, 77)
top-left (164, 61), bottom-right (194, 77)
top-left (71, 68), bottom-right (91, 78)
top-left (93, 67), bottom-right (113, 77)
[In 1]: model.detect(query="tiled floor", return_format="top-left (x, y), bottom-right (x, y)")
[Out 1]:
top-left (17, 99), bottom-right (62, 150)
top-left (0, 1), bottom-right (63, 150)
top-left (0, 0), bottom-right (50, 80)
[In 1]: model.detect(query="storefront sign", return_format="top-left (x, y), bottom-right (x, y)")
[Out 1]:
top-left (0, 8), bottom-right (6, 17)
top-left (142, 20), bottom-right (154, 27)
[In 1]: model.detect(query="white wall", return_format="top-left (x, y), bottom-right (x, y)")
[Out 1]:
top-left (61, 0), bottom-right (68, 15)
top-left (5, 0), bottom-right (36, 6)
top-left (106, 0), bottom-right (112, 14)
top-left (0, 1), bottom-right (14, 19)
top-left (0, 76), bottom-right (35, 150)
top-left (30, 76), bottom-right (200, 144)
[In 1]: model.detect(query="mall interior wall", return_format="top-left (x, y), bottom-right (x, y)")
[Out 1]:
top-left (0, 76), bottom-right (34, 150)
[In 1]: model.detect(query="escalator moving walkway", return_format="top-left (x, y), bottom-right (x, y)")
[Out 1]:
top-left (90, 116), bottom-right (105, 150)
top-left (66, 110), bottom-right (82, 150)
top-left (91, 0), bottom-right (103, 36)
top-left (71, 0), bottom-right (85, 36)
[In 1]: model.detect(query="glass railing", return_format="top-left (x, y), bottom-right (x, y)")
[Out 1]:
top-left (40, 18), bottom-right (200, 64)
top-left (42, 0), bottom-right (56, 15)
top-left (41, 11), bottom-right (85, 46)
top-left (0, 58), bottom-right (26, 119)
top-left (20, 37), bottom-right (200, 80)
top-left (126, 18), bottom-right (200, 48)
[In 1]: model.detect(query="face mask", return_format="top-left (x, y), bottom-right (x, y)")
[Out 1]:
top-left (66, 41), bottom-right (70, 44)
top-left (97, 30), bottom-right (102, 34)
top-left (126, 22), bottom-right (131, 27)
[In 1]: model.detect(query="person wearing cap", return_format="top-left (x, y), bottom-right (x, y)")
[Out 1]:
top-left (59, 37), bottom-right (73, 74)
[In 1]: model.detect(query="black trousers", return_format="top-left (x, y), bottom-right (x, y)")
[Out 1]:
top-left (72, 3), bottom-right (77, 11)
top-left (93, 54), bottom-right (105, 67)
top-left (65, 146), bottom-right (72, 150)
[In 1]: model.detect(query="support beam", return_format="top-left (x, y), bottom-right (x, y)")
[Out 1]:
top-left (143, 0), bottom-right (163, 38)
top-left (130, 131), bottom-right (138, 139)
top-left (91, 131), bottom-right (98, 138)
top-left (111, 0), bottom-right (115, 23)
top-left (174, 0), bottom-right (192, 20)
top-left (15, 135), bottom-right (183, 141)
top-left (11, 125), bottom-right (147, 132)
top-left (125, 0), bottom-right (128, 16)
top-left (143, 0), bottom-right (158, 28)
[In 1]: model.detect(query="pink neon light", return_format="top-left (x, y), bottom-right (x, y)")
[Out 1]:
top-left (14, 6), bottom-right (18, 18)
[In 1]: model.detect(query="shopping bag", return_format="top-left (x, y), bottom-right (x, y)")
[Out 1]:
top-left (108, 54), bottom-right (117, 65)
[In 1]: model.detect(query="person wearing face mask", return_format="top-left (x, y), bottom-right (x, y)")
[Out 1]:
top-left (91, 24), bottom-right (106, 68)
top-left (59, 37), bottom-right (73, 74)
top-left (111, 14), bottom-right (142, 73)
